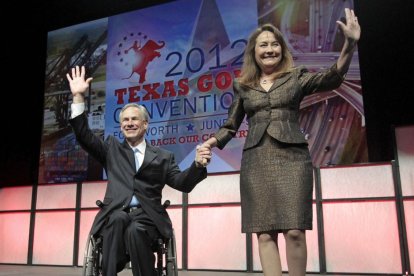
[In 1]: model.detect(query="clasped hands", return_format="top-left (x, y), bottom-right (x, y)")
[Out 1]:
top-left (195, 143), bottom-right (212, 168)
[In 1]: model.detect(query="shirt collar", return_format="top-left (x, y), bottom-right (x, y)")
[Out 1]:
top-left (131, 140), bottom-right (146, 154)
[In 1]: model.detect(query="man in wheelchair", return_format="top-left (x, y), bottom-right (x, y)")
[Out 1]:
top-left (86, 199), bottom-right (178, 276)
top-left (67, 66), bottom-right (212, 276)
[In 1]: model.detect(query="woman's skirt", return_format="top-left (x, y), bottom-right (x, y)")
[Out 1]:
top-left (240, 134), bottom-right (314, 233)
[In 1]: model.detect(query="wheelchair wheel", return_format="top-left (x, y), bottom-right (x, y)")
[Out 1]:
top-left (166, 229), bottom-right (178, 276)
top-left (82, 235), bottom-right (102, 276)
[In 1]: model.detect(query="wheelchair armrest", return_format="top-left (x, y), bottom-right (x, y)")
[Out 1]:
top-left (163, 200), bottom-right (170, 209)
top-left (96, 200), bottom-right (104, 208)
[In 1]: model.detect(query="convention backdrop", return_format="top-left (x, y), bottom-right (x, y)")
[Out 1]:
top-left (39, 0), bottom-right (367, 184)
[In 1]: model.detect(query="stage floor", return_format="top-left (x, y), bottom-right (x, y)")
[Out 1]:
top-left (0, 265), bottom-right (371, 276)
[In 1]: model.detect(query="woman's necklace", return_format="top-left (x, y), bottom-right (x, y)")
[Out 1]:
top-left (260, 78), bottom-right (274, 84)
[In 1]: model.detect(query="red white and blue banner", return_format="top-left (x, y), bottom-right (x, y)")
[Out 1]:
top-left (105, 0), bottom-right (257, 172)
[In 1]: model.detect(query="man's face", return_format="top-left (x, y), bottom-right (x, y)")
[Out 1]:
top-left (120, 106), bottom-right (148, 146)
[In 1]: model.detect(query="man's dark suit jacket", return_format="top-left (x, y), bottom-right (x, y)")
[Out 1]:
top-left (70, 112), bottom-right (207, 238)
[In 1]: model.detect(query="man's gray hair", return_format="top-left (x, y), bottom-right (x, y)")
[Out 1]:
top-left (119, 103), bottom-right (150, 122)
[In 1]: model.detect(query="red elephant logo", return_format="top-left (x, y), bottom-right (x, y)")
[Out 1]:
top-left (123, 39), bottom-right (166, 83)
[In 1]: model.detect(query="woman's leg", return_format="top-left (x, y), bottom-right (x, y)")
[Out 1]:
top-left (283, 229), bottom-right (307, 276)
top-left (257, 231), bottom-right (282, 276)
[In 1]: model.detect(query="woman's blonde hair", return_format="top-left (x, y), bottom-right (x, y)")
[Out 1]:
top-left (238, 23), bottom-right (293, 86)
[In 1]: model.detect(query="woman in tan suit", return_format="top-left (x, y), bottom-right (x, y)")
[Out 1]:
top-left (202, 8), bottom-right (360, 276)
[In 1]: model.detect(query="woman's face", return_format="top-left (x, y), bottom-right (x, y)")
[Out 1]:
top-left (254, 31), bottom-right (282, 73)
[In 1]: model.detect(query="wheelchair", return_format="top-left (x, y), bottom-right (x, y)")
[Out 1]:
top-left (82, 201), bottom-right (178, 276)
